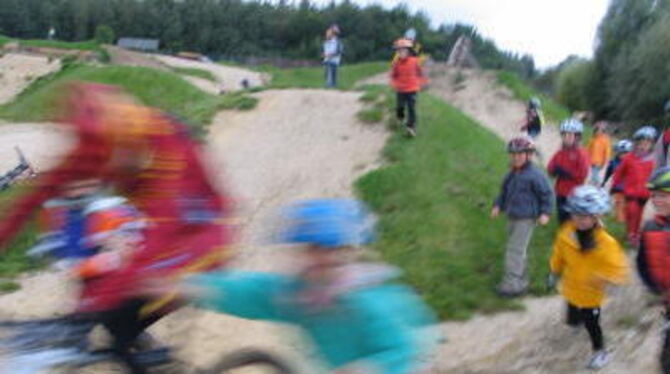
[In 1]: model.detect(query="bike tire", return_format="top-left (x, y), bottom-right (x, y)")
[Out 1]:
top-left (205, 349), bottom-right (294, 374)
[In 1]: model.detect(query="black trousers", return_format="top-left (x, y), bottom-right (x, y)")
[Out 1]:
top-left (567, 303), bottom-right (604, 351)
top-left (396, 92), bottom-right (417, 128)
top-left (79, 299), bottom-right (170, 374)
top-left (556, 196), bottom-right (570, 224)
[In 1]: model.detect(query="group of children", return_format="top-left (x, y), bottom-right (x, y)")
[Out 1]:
top-left (493, 114), bottom-right (670, 370)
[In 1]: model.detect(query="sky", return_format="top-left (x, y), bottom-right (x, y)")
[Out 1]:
top-left (309, 0), bottom-right (611, 69)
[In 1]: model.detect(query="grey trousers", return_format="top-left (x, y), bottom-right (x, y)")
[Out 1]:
top-left (500, 218), bottom-right (536, 292)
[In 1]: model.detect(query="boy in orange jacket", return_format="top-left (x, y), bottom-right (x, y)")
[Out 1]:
top-left (391, 38), bottom-right (427, 138)
top-left (587, 121), bottom-right (612, 185)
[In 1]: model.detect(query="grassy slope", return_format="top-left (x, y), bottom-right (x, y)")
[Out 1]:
top-left (260, 62), bottom-right (388, 90)
top-left (173, 67), bottom-right (217, 82)
top-left (0, 35), bottom-right (11, 47)
top-left (0, 186), bottom-right (41, 283)
top-left (356, 88), bottom-right (560, 319)
top-left (20, 39), bottom-right (101, 51)
top-left (497, 71), bottom-right (571, 123)
top-left (0, 63), bottom-right (255, 136)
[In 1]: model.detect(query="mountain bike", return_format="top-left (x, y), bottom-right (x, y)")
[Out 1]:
top-left (0, 316), bottom-right (293, 373)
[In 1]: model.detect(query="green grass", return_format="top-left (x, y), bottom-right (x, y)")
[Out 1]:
top-left (219, 91), bottom-right (258, 111)
top-left (357, 107), bottom-right (384, 123)
top-left (497, 71), bottom-right (571, 124)
top-left (0, 63), bottom-right (255, 137)
top-left (173, 67), bottom-right (217, 82)
top-left (359, 86), bottom-right (384, 103)
top-left (0, 185), bottom-right (41, 283)
top-left (0, 281), bottom-right (20, 293)
top-left (355, 85), bottom-right (564, 319)
top-left (20, 39), bottom-right (100, 51)
top-left (261, 62), bottom-right (388, 90)
top-left (0, 34), bottom-right (12, 47)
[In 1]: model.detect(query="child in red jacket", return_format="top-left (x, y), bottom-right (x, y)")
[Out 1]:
top-left (391, 38), bottom-right (427, 138)
top-left (548, 119), bottom-right (591, 224)
top-left (613, 126), bottom-right (658, 247)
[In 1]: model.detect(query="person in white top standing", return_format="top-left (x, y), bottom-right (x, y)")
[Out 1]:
top-left (322, 24), bottom-right (343, 88)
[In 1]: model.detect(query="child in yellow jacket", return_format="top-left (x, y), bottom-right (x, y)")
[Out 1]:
top-left (548, 185), bottom-right (629, 370)
top-left (587, 122), bottom-right (612, 185)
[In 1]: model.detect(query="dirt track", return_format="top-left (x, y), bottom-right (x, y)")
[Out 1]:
top-left (153, 55), bottom-right (268, 94)
top-left (0, 53), bottom-right (61, 105)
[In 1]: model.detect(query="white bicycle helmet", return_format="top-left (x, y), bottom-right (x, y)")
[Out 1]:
top-left (633, 125), bottom-right (658, 141)
top-left (566, 185), bottom-right (611, 215)
top-left (404, 28), bottom-right (417, 41)
top-left (559, 118), bottom-right (584, 134)
top-left (614, 139), bottom-right (633, 154)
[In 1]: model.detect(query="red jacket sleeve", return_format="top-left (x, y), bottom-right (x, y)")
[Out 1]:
top-left (0, 140), bottom-right (109, 248)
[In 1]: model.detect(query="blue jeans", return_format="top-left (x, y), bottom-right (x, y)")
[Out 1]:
top-left (324, 62), bottom-right (338, 88)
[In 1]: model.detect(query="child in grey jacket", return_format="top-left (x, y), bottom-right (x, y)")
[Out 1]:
top-left (492, 137), bottom-right (554, 297)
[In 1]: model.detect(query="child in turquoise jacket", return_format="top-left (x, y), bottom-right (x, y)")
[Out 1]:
top-left (175, 199), bottom-right (436, 374)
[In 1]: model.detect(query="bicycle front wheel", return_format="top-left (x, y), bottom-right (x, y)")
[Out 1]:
top-left (206, 349), bottom-right (294, 374)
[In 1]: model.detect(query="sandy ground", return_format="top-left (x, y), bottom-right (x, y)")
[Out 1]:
top-left (0, 89), bottom-right (387, 372)
top-left (153, 55), bottom-right (268, 94)
top-left (0, 53), bottom-right (61, 105)
top-left (0, 123), bottom-right (73, 173)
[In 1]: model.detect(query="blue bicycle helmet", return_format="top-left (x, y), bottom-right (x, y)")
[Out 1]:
top-left (279, 199), bottom-right (376, 248)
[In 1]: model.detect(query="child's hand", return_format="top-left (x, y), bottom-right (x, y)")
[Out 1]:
top-left (490, 206), bottom-right (500, 218)
top-left (546, 273), bottom-right (559, 291)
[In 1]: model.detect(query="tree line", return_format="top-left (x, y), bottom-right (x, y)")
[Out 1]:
top-left (0, 0), bottom-right (535, 76)
top-left (549, 0), bottom-right (670, 127)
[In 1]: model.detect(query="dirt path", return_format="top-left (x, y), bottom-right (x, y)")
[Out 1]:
top-left (104, 45), bottom-right (169, 71)
top-left (0, 53), bottom-right (61, 105)
top-left (149, 89), bottom-right (387, 372)
top-left (153, 55), bottom-right (268, 93)
top-left (426, 65), bottom-right (561, 159)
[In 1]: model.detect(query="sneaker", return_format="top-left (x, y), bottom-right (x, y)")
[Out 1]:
top-left (495, 282), bottom-right (527, 298)
top-left (586, 350), bottom-right (612, 370)
top-left (406, 127), bottom-right (417, 138)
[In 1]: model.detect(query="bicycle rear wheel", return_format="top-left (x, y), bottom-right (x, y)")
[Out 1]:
top-left (205, 349), bottom-right (294, 374)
